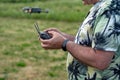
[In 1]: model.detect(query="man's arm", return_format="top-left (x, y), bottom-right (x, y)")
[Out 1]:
top-left (66, 41), bottom-right (114, 70)
top-left (61, 33), bottom-right (75, 41)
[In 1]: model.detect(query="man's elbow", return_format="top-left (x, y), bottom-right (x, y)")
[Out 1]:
top-left (96, 65), bottom-right (108, 70)
top-left (94, 61), bottom-right (110, 70)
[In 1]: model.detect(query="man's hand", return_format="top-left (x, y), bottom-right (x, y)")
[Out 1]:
top-left (40, 30), bottom-right (67, 49)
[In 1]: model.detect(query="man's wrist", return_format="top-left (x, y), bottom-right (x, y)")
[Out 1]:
top-left (62, 39), bottom-right (69, 51)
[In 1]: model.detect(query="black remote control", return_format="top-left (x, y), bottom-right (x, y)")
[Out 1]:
top-left (34, 23), bottom-right (52, 39)
top-left (40, 31), bottom-right (52, 39)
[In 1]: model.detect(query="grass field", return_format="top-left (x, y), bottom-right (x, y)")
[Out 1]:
top-left (0, 0), bottom-right (91, 80)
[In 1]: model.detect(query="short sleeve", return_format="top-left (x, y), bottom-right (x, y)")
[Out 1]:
top-left (92, 6), bottom-right (120, 52)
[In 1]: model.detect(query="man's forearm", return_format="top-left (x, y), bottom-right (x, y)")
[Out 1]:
top-left (62, 33), bottom-right (75, 41)
top-left (66, 41), bottom-right (114, 70)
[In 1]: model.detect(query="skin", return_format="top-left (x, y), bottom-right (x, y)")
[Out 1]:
top-left (40, 0), bottom-right (114, 70)
top-left (82, 0), bottom-right (99, 5)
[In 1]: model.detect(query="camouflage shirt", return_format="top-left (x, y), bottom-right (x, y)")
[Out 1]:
top-left (67, 0), bottom-right (120, 80)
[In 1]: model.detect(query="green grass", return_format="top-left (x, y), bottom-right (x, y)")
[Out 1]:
top-left (0, 0), bottom-right (91, 80)
top-left (0, 0), bottom-right (91, 22)
top-left (0, 17), bottom-right (80, 80)
top-left (0, 0), bottom-right (45, 3)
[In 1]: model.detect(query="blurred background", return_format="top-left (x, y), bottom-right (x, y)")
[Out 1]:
top-left (0, 0), bottom-right (91, 80)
